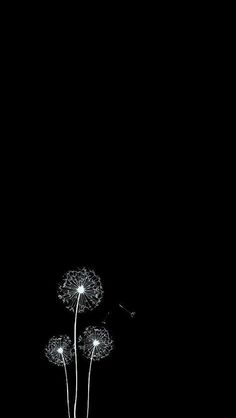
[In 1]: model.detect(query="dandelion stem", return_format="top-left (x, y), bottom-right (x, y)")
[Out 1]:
top-left (62, 354), bottom-right (71, 418)
top-left (86, 346), bottom-right (95, 418)
top-left (74, 293), bottom-right (81, 418)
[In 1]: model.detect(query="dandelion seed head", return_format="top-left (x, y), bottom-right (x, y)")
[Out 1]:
top-left (79, 326), bottom-right (113, 361)
top-left (45, 335), bottom-right (74, 367)
top-left (58, 268), bottom-right (104, 313)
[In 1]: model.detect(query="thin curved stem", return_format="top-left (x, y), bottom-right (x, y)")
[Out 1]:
top-left (74, 293), bottom-right (81, 418)
top-left (86, 347), bottom-right (95, 418)
top-left (62, 354), bottom-right (71, 418)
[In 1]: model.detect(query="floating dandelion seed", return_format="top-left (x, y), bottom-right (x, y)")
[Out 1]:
top-left (79, 326), bottom-right (113, 418)
top-left (119, 303), bottom-right (136, 318)
top-left (58, 268), bottom-right (104, 418)
top-left (45, 335), bottom-right (74, 418)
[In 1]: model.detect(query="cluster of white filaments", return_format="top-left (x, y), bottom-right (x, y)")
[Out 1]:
top-left (78, 326), bottom-right (113, 361)
top-left (58, 268), bottom-right (104, 312)
top-left (45, 335), bottom-right (74, 366)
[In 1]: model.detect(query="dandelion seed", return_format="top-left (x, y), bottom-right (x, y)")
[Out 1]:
top-left (58, 268), bottom-right (104, 418)
top-left (45, 335), bottom-right (73, 418)
top-left (119, 303), bottom-right (136, 318)
top-left (79, 326), bottom-right (113, 418)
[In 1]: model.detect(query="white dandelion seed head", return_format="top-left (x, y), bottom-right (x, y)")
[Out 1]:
top-left (78, 326), bottom-right (113, 361)
top-left (45, 335), bottom-right (74, 367)
top-left (58, 268), bottom-right (104, 313)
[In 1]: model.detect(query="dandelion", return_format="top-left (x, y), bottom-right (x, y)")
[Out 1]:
top-left (45, 335), bottom-right (74, 418)
top-left (79, 326), bottom-right (113, 418)
top-left (58, 268), bottom-right (103, 418)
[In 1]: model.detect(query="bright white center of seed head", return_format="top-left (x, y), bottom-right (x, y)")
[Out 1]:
top-left (77, 285), bottom-right (85, 294)
top-left (57, 347), bottom-right (63, 354)
top-left (93, 339), bottom-right (100, 347)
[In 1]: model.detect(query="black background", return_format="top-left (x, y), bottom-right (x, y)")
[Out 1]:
top-left (0, 3), bottom-right (210, 414)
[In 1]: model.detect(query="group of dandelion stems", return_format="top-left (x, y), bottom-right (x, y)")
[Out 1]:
top-left (45, 268), bottom-right (113, 418)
